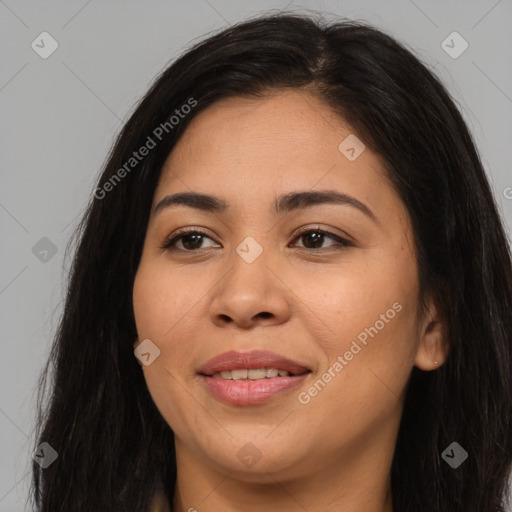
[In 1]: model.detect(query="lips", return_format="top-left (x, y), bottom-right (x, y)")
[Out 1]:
top-left (197, 350), bottom-right (312, 405)
top-left (197, 349), bottom-right (311, 376)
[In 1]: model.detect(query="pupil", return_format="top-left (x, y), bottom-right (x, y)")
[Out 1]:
top-left (304, 232), bottom-right (323, 249)
top-left (181, 232), bottom-right (325, 250)
top-left (183, 234), bottom-right (203, 250)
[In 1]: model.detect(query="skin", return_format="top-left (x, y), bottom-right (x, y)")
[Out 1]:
top-left (132, 89), bottom-right (447, 512)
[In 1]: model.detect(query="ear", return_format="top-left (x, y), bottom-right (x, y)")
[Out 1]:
top-left (414, 297), bottom-right (448, 371)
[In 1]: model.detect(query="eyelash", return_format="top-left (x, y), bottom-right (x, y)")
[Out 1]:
top-left (160, 226), bottom-right (352, 252)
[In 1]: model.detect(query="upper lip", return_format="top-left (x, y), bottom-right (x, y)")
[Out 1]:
top-left (198, 350), bottom-right (311, 376)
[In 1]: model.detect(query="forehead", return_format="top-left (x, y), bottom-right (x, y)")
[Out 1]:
top-left (165, 90), bottom-right (355, 169)
top-left (152, 89), bottom-right (404, 227)
top-left (161, 90), bottom-right (381, 186)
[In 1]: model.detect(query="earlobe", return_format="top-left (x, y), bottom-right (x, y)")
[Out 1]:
top-left (414, 300), bottom-right (449, 371)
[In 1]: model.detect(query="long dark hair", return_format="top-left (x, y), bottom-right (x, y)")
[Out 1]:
top-left (30, 11), bottom-right (512, 512)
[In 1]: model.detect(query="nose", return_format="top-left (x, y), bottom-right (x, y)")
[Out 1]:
top-left (208, 248), bottom-right (292, 329)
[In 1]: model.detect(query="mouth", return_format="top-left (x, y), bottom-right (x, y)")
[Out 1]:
top-left (206, 367), bottom-right (310, 380)
top-left (197, 350), bottom-right (312, 405)
top-left (198, 349), bottom-right (312, 377)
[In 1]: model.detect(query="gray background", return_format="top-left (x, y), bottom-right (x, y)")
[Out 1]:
top-left (1, 1), bottom-right (511, 510)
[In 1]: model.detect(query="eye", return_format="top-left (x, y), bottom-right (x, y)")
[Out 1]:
top-left (160, 228), bottom-right (219, 252)
top-left (161, 226), bottom-right (352, 253)
top-left (290, 227), bottom-right (351, 250)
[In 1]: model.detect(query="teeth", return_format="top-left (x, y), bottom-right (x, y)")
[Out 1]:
top-left (211, 368), bottom-right (291, 380)
top-left (248, 368), bottom-right (266, 380)
top-left (231, 369), bottom-right (248, 380)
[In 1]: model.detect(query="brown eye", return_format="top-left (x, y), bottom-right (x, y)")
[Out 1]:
top-left (161, 227), bottom-right (351, 253)
top-left (291, 229), bottom-right (351, 250)
top-left (161, 229), bottom-right (219, 251)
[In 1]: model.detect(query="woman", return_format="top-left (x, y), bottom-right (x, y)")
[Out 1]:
top-left (30, 12), bottom-right (512, 512)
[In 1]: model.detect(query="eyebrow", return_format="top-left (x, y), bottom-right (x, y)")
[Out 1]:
top-left (153, 190), bottom-right (377, 222)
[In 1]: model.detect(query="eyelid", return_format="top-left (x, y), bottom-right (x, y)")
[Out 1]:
top-left (160, 226), bottom-right (218, 250)
top-left (161, 224), bottom-right (354, 251)
top-left (292, 224), bottom-right (354, 244)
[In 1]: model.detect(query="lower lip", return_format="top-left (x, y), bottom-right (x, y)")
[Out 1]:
top-left (201, 374), bottom-right (310, 405)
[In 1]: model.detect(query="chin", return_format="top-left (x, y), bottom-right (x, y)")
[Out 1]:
top-left (197, 435), bottom-right (309, 481)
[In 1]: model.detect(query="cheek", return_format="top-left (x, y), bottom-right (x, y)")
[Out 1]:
top-left (133, 262), bottom-right (199, 339)
top-left (133, 264), bottom-right (201, 433)
top-left (300, 287), bottom-right (418, 447)
top-left (307, 252), bottom-right (420, 406)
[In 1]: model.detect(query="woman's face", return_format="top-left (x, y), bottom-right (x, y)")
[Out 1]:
top-left (132, 89), bottom-right (443, 482)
